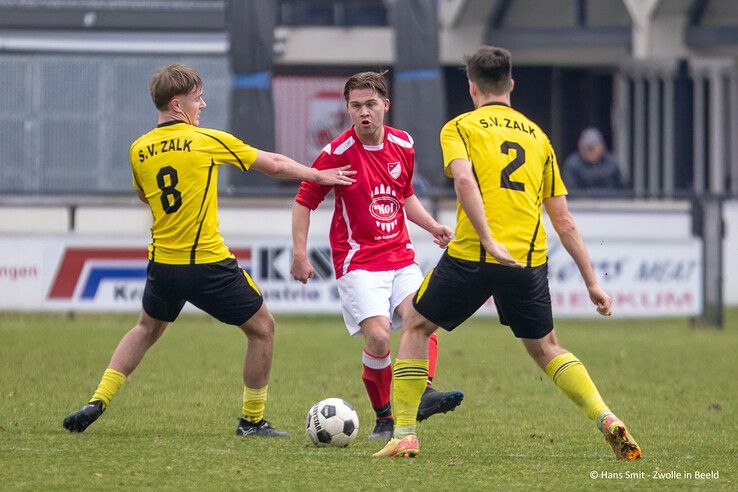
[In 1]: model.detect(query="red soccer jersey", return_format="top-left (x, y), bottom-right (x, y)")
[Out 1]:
top-left (295, 125), bottom-right (416, 279)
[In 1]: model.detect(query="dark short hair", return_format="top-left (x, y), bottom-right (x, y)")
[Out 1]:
top-left (149, 64), bottom-right (202, 110)
top-left (343, 71), bottom-right (389, 102)
top-left (465, 46), bottom-right (512, 96)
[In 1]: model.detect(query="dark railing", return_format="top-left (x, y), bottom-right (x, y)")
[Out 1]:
top-left (278, 0), bottom-right (387, 27)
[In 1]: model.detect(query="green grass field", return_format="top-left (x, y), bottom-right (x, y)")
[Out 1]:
top-left (2, 311), bottom-right (736, 490)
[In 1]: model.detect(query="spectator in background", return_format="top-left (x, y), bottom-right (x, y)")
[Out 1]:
top-left (563, 127), bottom-right (622, 194)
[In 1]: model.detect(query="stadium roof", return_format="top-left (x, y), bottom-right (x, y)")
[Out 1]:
top-left (0, 0), bottom-right (736, 64)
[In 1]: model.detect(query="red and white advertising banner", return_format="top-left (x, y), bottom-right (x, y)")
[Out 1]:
top-left (0, 236), bottom-right (702, 318)
top-left (273, 76), bottom-right (352, 166)
top-left (0, 239), bottom-right (45, 309)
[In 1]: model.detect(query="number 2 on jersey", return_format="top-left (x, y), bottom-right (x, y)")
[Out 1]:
top-left (500, 141), bottom-right (525, 191)
top-left (156, 166), bottom-right (182, 214)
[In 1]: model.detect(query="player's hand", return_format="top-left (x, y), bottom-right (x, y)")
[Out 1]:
top-left (587, 284), bottom-right (612, 316)
top-left (432, 224), bottom-right (454, 248)
top-left (291, 254), bottom-right (315, 284)
top-left (316, 165), bottom-right (356, 186)
top-left (482, 239), bottom-right (524, 268)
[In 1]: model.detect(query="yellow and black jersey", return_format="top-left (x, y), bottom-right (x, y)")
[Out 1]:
top-left (129, 121), bottom-right (258, 264)
top-left (440, 102), bottom-right (567, 267)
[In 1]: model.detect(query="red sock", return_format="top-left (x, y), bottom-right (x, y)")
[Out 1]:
top-left (361, 349), bottom-right (392, 418)
top-left (427, 332), bottom-right (438, 387)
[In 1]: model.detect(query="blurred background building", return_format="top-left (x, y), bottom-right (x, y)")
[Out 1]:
top-left (0, 0), bottom-right (736, 198)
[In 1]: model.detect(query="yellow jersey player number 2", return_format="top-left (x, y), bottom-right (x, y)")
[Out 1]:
top-left (375, 46), bottom-right (641, 462)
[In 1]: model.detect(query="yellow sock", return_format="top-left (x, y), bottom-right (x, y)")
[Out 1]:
top-left (242, 385), bottom-right (268, 423)
top-left (392, 359), bottom-right (428, 437)
top-left (90, 368), bottom-right (127, 408)
top-left (545, 352), bottom-right (610, 422)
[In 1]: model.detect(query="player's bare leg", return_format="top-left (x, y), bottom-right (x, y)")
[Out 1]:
top-left (236, 303), bottom-right (287, 437)
top-left (360, 316), bottom-right (394, 440)
top-left (63, 311), bottom-right (167, 433)
top-left (520, 330), bottom-right (567, 369)
top-left (396, 306), bottom-right (434, 360)
top-left (239, 303), bottom-right (275, 389)
top-left (108, 311), bottom-right (169, 375)
top-left (522, 330), bottom-right (641, 460)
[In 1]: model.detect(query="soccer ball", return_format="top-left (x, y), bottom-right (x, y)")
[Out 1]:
top-left (306, 398), bottom-right (359, 447)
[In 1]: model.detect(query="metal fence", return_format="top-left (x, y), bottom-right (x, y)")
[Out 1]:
top-left (614, 57), bottom-right (738, 199)
top-left (3, 53), bottom-right (738, 200)
top-left (0, 54), bottom-right (230, 195)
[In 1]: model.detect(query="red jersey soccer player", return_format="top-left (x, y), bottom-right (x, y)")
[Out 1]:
top-left (291, 72), bottom-right (463, 440)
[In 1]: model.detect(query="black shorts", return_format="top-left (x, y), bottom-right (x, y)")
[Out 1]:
top-left (142, 257), bottom-right (264, 326)
top-left (413, 252), bottom-right (553, 339)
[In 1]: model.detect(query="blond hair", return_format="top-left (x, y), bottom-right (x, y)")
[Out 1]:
top-left (149, 64), bottom-right (202, 110)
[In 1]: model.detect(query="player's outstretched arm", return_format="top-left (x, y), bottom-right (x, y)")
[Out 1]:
top-left (291, 203), bottom-right (315, 284)
top-left (450, 159), bottom-right (523, 268)
top-left (404, 194), bottom-right (453, 248)
top-left (251, 150), bottom-right (356, 186)
top-left (543, 195), bottom-right (612, 316)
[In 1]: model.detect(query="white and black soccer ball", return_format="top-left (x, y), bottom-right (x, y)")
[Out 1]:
top-left (305, 398), bottom-right (359, 447)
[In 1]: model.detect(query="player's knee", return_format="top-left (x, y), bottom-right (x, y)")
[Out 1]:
top-left (135, 320), bottom-right (166, 343)
top-left (420, 319), bottom-right (437, 337)
top-left (404, 312), bottom-right (435, 337)
top-left (365, 330), bottom-right (391, 354)
top-left (243, 313), bottom-right (275, 341)
top-left (524, 344), bottom-right (547, 363)
top-left (523, 338), bottom-right (565, 369)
